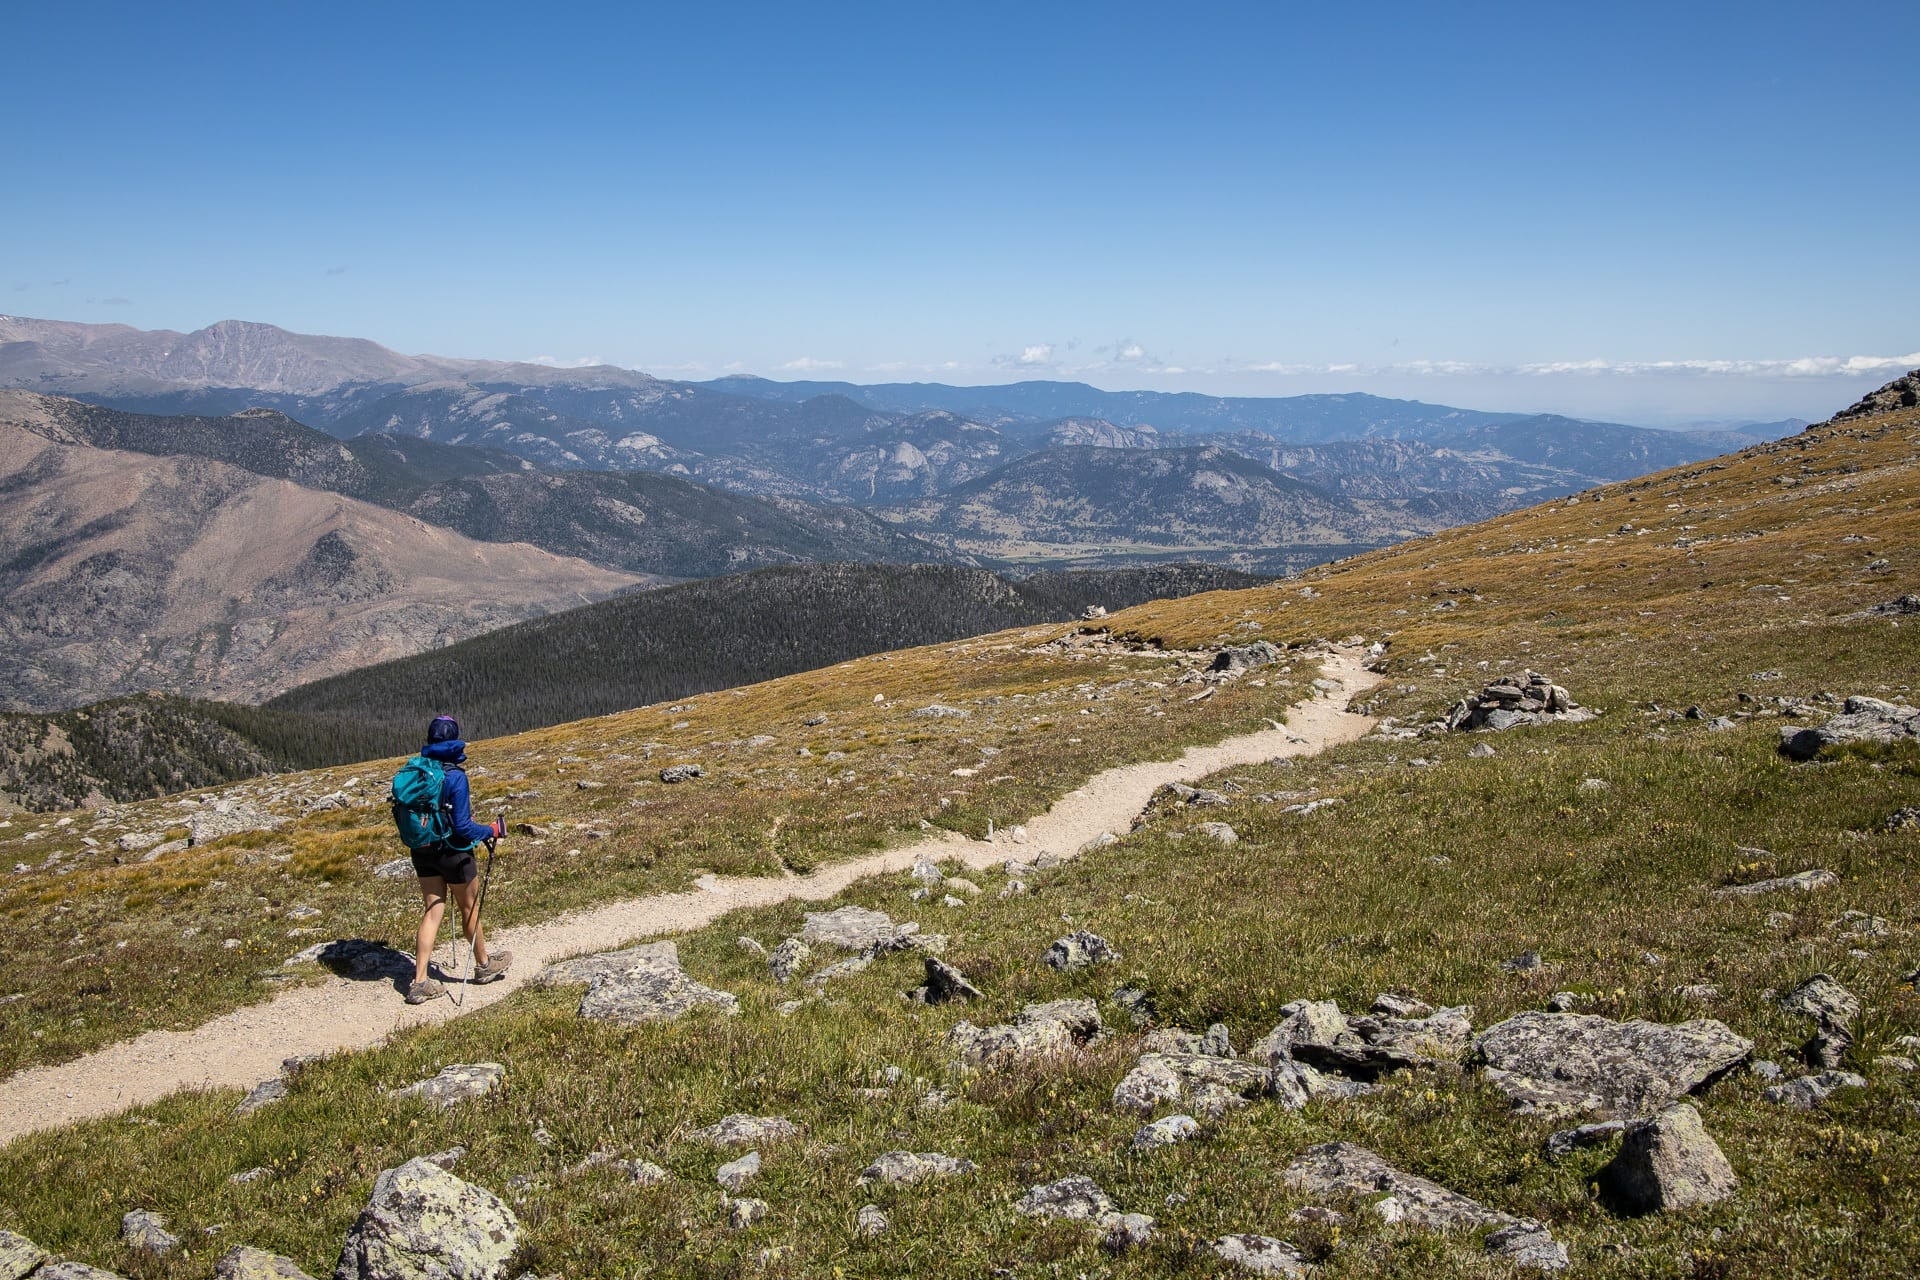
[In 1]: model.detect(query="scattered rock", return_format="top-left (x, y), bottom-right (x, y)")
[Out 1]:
top-left (693, 1114), bottom-right (803, 1148)
top-left (912, 704), bottom-right (971, 719)
top-left (657, 764), bottom-right (703, 784)
top-left (1042, 929), bottom-right (1120, 971)
top-left (214, 1245), bottom-right (318, 1280)
top-left (1253, 998), bottom-right (1472, 1078)
top-left (1779, 696), bottom-right (1920, 760)
top-left (915, 956), bottom-right (983, 1004)
top-left (386, 1063), bottom-right (504, 1110)
top-left (229, 1168), bottom-right (272, 1185)
top-left (949, 999), bottom-right (1103, 1067)
top-left (735, 936), bottom-right (766, 958)
top-left (1112, 1052), bottom-right (1308, 1119)
top-left (1544, 1120), bottom-right (1627, 1159)
top-left (1015, 1176), bottom-right (1117, 1221)
top-left (942, 876), bottom-right (981, 896)
top-left (1762, 1070), bottom-right (1867, 1109)
top-left (1779, 973), bottom-right (1860, 1028)
top-left (1101, 1213), bottom-right (1157, 1252)
top-left (187, 798), bottom-right (286, 846)
top-left (801, 906), bottom-right (915, 951)
top-left (1599, 1102), bottom-right (1738, 1214)
top-left (1131, 1114), bottom-right (1200, 1152)
top-left (120, 1210), bottom-right (179, 1256)
top-left (715, 1151), bottom-right (761, 1192)
top-left (909, 860), bottom-right (944, 884)
top-left (234, 1077), bottom-right (288, 1117)
top-left (1713, 868), bottom-right (1839, 898)
top-left (542, 943), bottom-right (737, 1024)
top-left (1474, 1011), bottom-right (1752, 1118)
top-left (727, 1198), bottom-right (767, 1230)
top-left (1370, 993), bottom-right (1433, 1019)
top-left (372, 858), bottom-right (415, 879)
top-left (1195, 822), bottom-right (1238, 844)
top-left (1830, 370), bottom-right (1920, 421)
top-left (35, 1265), bottom-right (129, 1280)
top-left (767, 938), bottom-right (811, 984)
top-left (334, 1158), bottom-right (519, 1280)
top-left (1503, 949), bottom-right (1544, 972)
top-left (1285, 1143), bottom-right (1566, 1269)
top-left (855, 1204), bottom-right (888, 1238)
top-left (858, 1151), bottom-right (976, 1185)
top-left (1210, 1235), bottom-right (1311, 1276)
top-left (1211, 642), bottom-right (1281, 676)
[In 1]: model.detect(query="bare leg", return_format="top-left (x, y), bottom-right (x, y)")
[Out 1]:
top-left (449, 876), bottom-right (489, 969)
top-left (415, 877), bottom-right (448, 983)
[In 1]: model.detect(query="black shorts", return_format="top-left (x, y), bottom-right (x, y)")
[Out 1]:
top-left (411, 844), bottom-right (479, 885)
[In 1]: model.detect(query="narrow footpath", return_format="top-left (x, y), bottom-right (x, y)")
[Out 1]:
top-left (0, 649), bottom-right (1381, 1144)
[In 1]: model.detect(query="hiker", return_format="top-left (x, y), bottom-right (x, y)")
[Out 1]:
top-left (392, 715), bottom-right (510, 1005)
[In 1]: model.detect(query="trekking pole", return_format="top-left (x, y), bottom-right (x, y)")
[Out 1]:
top-left (447, 816), bottom-right (502, 1009)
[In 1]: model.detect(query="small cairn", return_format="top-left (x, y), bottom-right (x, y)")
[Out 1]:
top-left (1446, 672), bottom-right (1593, 732)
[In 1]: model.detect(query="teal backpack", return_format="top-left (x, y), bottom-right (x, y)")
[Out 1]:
top-left (391, 756), bottom-right (453, 849)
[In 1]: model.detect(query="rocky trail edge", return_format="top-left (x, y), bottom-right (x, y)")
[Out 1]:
top-left (0, 648), bottom-right (1381, 1144)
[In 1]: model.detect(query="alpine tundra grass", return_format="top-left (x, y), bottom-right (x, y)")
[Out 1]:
top-left (0, 407), bottom-right (1917, 1277)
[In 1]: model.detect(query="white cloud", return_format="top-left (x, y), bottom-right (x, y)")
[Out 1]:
top-left (779, 356), bottom-right (845, 371)
top-left (1231, 352), bottom-right (1920, 380)
top-left (527, 354), bottom-right (604, 368)
top-left (1017, 343), bottom-right (1054, 366)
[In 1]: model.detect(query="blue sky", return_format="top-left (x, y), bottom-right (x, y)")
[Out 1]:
top-left (4, 1), bottom-right (1916, 422)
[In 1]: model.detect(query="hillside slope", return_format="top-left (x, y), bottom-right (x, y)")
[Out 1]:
top-left (0, 424), bottom-right (646, 710)
top-left (0, 391), bottom-right (957, 577)
top-left (0, 387), bottom-right (1916, 1276)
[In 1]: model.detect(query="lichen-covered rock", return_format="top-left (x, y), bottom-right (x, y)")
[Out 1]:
top-left (1284, 1142), bottom-right (1567, 1271)
top-left (1015, 1176), bottom-right (1117, 1222)
top-left (120, 1210), bottom-right (178, 1256)
top-left (715, 1152), bottom-right (761, 1192)
top-left (1543, 1120), bottom-right (1627, 1159)
top-left (1131, 1114), bottom-right (1200, 1152)
top-left (1779, 697), bottom-right (1920, 760)
top-left (234, 1077), bottom-right (289, 1117)
top-left (1210, 1235), bottom-right (1310, 1276)
top-left (1778, 974), bottom-right (1860, 1028)
top-left (658, 764), bottom-right (704, 784)
top-left (801, 906), bottom-right (912, 951)
top-left (1101, 1213), bottom-right (1156, 1252)
top-left (948, 999), bottom-right (1103, 1067)
top-left (1042, 929), bottom-right (1120, 971)
top-left (333, 1157), bottom-right (520, 1280)
top-left (1600, 1102), bottom-right (1738, 1213)
top-left (0, 1230), bottom-right (47, 1280)
top-left (1111, 1052), bottom-right (1310, 1118)
top-left (534, 941), bottom-right (682, 986)
top-left (855, 1205), bottom-right (888, 1238)
top-left (1712, 868), bottom-right (1839, 898)
top-left (692, 1114), bottom-right (803, 1147)
top-left (1250, 1000), bottom-right (1347, 1062)
top-left (216, 1245), bottom-right (320, 1280)
top-left (767, 938), bottom-right (811, 984)
top-left (857, 1151), bottom-right (976, 1185)
top-left (36, 1265), bottom-right (129, 1280)
top-left (916, 956), bottom-right (983, 1004)
top-left (1473, 1011), bottom-right (1751, 1118)
top-left (726, 1198), bottom-right (767, 1230)
top-left (575, 956), bottom-right (737, 1024)
top-left (386, 1064), bottom-right (504, 1110)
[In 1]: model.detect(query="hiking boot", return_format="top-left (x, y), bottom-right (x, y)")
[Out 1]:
top-left (472, 950), bottom-right (513, 984)
top-left (406, 978), bottom-right (446, 1005)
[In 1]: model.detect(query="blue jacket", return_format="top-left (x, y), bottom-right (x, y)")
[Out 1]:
top-left (422, 739), bottom-right (496, 850)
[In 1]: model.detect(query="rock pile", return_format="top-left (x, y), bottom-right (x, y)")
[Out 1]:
top-left (1829, 368), bottom-right (1920, 422)
top-left (1446, 672), bottom-right (1594, 732)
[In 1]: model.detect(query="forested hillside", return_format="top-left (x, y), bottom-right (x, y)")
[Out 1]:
top-left (264, 563), bottom-right (1269, 759)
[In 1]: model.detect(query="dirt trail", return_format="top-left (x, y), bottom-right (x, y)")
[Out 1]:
top-left (0, 649), bottom-right (1380, 1145)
